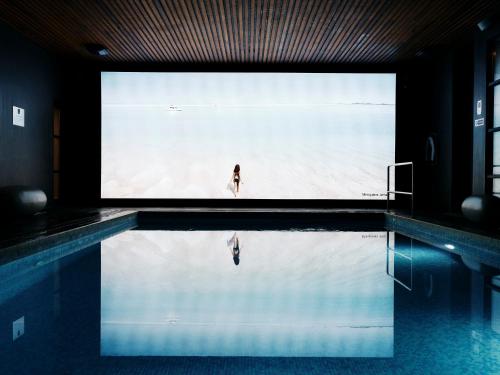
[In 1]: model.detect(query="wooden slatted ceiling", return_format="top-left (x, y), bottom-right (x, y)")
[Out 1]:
top-left (0, 0), bottom-right (499, 64)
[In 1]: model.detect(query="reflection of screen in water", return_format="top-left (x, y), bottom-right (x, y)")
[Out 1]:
top-left (101, 72), bottom-right (396, 199)
top-left (100, 231), bottom-right (394, 357)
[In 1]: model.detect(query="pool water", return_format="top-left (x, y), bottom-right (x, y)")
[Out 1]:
top-left (1, 229), bottom-right (499, 374)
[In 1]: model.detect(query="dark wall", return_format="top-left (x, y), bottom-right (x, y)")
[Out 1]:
top-left (56, 42), bottom-right (478, 212)
top-left (60, 62), bottom-right (400, 208)
top-left (472, 35), bottom-right (489, 195)
top-left (398, 46), bottom-right (473, 214)
top-left (0, 22), bottom-right (61, 200)
top-left (451, 46), bottom-right (474, 209)
top-left (59, 61), bottom-right (101, 205)
top-left (471, 22), bottom-right (500, 197)
top-left (59, 58), bottom-right (474, 211)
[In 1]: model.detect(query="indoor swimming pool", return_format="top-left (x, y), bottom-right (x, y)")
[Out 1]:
top-left (0, 225), bottom-right (499, 374)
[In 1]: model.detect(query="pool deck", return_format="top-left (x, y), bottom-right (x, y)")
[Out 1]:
top-left (0, 209), bottom-right (137, 266)
top-left (385, 212), bottom-right (500, 269)
top-left (1, 207), bottom-right (500, 269)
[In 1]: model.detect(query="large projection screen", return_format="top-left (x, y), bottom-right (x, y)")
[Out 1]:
top-left (101, 72), bottom-right (395, 199)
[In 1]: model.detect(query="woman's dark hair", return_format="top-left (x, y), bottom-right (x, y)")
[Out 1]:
top-left (233, 256), bottom-right (240, 265)
top-left (234, 164), bottom-right (240, 173)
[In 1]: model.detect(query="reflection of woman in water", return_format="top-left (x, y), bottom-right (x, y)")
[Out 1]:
top-left (231, 164), bottom-right (242, 197)
top-left (227, 232), bottom-right (241, 265)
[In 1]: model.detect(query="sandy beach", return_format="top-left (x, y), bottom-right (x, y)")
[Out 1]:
top-left (101, 105), bottom-right (394, 199)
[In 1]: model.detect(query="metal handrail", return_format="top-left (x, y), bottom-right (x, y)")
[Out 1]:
top-left (386, 231), bottom-right (413, 291)
top-left (387, 162), bottom-right (414, 215)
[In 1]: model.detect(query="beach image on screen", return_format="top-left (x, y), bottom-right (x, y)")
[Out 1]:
top-left (101, 72), bottom-right (395, 199)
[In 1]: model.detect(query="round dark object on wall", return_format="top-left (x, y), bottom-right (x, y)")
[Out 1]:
top-left (461, 195), bottom-right (500, 224)
top-left (0, 186), bottom-right (47, 216)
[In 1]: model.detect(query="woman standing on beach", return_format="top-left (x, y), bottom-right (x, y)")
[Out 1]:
top-left (231, 164), bottom-right (242, 196)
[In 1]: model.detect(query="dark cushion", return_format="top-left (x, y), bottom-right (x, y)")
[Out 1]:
top-left (0, 186), bottom-right (47, 216)
top-left (461, 195), bottom-right (500, 224)
top-left (461, 256), bottom-right (498, 276)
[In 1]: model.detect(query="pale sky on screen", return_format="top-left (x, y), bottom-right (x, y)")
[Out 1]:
top-left (101, 72), bottom-right (396, 107)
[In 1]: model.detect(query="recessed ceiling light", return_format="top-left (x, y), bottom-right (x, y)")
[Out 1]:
top-left (477, 18), bottom-right (491, 32)
top-left (84, 43), bottom-right (109, 57)
top-left (444, 244), bottom-right (455, 250)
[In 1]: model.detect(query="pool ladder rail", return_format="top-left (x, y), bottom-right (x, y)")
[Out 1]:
top-left (386, 231), bottom-right (413, 291)
top-left (386, 161), bottom-right (414, 216)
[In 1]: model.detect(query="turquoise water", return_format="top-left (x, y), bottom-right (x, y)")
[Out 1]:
top-left (0, 229), bottom-right (499, 374)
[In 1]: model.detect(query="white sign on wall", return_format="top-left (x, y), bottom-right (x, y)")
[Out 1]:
top-left (13, 106), bottom-right (25, 127)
